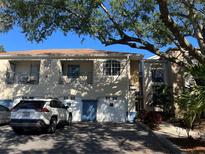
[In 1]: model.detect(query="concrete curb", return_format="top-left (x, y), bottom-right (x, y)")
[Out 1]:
top-left (138, 122), bottom-right (184, 154)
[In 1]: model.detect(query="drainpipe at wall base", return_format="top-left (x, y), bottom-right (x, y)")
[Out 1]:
top-left (139, 60), bottom-right (145, 111)
top-left (126, 55), bottom-right (130, 121)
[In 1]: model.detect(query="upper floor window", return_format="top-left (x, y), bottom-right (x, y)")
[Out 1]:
top-left (6, 61), bottom-right (40, 84)
top-left (67, 65), bottom-right (80, 78)
top-left (151, 63), bottom-right (165, 83)
top-left (62, 64), bottom-right (80, 78)
top-left (151, 69), bottom-right (164, 82)
top-left (103, 60), bottom-right (121, 76)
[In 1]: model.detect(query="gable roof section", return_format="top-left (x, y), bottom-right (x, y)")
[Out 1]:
top-left (0, 49), bottom-right (143, 59)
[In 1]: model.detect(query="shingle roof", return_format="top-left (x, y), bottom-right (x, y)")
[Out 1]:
top-left (0, 49), bottom-right (136, 56)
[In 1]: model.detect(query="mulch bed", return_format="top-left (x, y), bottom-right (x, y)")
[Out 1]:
top-left (166, 118), bottom-right (205, 153)
top-left (168, 137), bottom-right (205, 154)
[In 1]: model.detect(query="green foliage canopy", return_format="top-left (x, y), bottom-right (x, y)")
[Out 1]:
top-left (1, 0), bottom-right (205, 67)
top-left (0, 45), bottom-right (5, 52)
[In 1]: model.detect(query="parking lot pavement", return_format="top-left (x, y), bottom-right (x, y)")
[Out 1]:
top-left (0, 123), bottom-right (170, 154)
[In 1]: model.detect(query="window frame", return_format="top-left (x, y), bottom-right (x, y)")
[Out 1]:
top-left (103, 60), bottom-right (121, 76)
top-left (151, 68), bottom-right (165, 83)
top-left (67, 64), bottom-right (80, 79)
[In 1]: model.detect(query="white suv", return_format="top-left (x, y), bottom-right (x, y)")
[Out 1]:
top-left (10, 98), bottom-right (69, 134)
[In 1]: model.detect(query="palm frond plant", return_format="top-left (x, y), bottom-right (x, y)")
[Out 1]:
top-left (177, 65), bottom-right (205, 138)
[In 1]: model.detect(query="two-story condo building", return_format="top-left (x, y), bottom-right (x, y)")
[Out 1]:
top-left (0, 49), bottom-right (144, 122)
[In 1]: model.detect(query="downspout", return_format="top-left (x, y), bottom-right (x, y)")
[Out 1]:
top-left (126, 55), bottom-right (130, 121)
top-left (139, 60), bottom-right (145, 110)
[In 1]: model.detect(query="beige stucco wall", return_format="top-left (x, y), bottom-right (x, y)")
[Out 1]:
top-left (128, 60), bottom-right (140, 112)
top-left (130, 60), bottom-right (139, 88)
top-left (0, 57), bottom-right (140, 113)
top-left (11, 61), bottom-right (40, 73)
top-left (61, 60), bottom-right (93, 73)
top-left (143, 61), bottom-right (153, 111)
top-left (167, 50), bottom-right (185, 117)
top-left (143, 61), bottom-right (172, 111)
top-left (170, 63), bottom-right (184, 117)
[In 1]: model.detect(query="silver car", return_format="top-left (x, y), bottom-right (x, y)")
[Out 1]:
top-left (0, 105), bottom-right (10, 124)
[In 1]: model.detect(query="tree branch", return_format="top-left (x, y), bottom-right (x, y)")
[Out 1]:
top-left (182, 0), bottom-right (205, 17)
top-left (157, 0), bottom-right (205, 64)
top-left (99, 3), bottom-right (126, 38)
top-left (103, 36), bottom-right (187, 68)
top-left (187, 5), bottom-right (205, 54)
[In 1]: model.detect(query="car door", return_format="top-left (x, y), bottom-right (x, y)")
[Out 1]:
top-left (53, 100), bottom-right (64, 122)
top-left (60, 102), bottom-right (68, 121)
top-left (50, 100), bottom-right (59, 118)
top-left (58, 101), bottom-right (67, 122)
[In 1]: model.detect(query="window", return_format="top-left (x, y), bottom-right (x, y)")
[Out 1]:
top-left (67, 65), bottom-right (80, 78)
top-left (7, 62), bottom-right (40, 84)
top-left (151, 63), bottom-right (165, 83)
top-left (50, 101), bottom-right (56, 108)
top-left (58, 101), bottom-right (66, 108)
top-left (103, 60), bottom-right (121, 76)
top-left (10, 62), bottom-right (16, 72)
top-left (15, 101), bottom-right (46, 110)
top-left (0, 100), bottom-right (13, 108)
top-left (30, 63), bottom-right (39, 76)
top-left (105, 96), bottom-right (118, 107)
top-left (105, 96), bottom-right (118, 100)
top-left (50, 100), bottom-right (62, 108)
top-left (151, 69), bottom-right (164, 82)
top-left (70, 95), bottom-right (75, 100)
top-left (112, 96), bottom-right (117, 100)
top-left (109, 102), bottom-right (114, 107)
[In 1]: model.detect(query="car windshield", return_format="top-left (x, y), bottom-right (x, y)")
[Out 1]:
top-left (14, 101), bottom-right (46, 110)
top-left (0, 100), bottom-right (13, 108)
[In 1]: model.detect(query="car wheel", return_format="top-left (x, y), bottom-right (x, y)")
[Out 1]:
top-left (47, 118), bottom-right (57, 134)
top-left (13, 128), bottom-right (23, 134)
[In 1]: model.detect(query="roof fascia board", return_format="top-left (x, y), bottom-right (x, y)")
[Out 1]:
top-left (0, 53), bottom-right (143, 60)
top-left (143, 59), bottom-right (168, 63)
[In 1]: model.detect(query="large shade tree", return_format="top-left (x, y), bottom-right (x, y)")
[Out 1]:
top-left (0, 0), bottom-right (205, 68)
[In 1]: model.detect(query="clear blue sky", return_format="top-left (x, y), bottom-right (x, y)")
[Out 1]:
top-left (0, 27), bottom-right (154, 58)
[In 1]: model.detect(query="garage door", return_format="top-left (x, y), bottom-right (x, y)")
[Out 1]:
top-left (63, 98), bottom-right (82, 122)
top-left (82, 100), bottom-right (97, 122)
top-left (97, 97), bottom-right (127, 122)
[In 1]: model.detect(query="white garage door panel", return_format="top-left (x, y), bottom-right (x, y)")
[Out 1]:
top-left (97, 98), bottom-right (127, 122)
top-left (64, 98), bottom-right (82, 122)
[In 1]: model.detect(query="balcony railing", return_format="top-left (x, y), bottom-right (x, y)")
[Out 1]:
top-left (59, 72), bottom-right (93, 84)
top-left (5, 71), bottom-right (39, 84)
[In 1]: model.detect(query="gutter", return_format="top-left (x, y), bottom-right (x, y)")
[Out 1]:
top-left (0, 53), bottom-right (144, 60)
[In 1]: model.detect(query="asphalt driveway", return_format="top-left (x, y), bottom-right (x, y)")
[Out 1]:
top-left (0, 123), bottom-right (170, 154)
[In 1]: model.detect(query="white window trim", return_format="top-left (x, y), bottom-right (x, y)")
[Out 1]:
top-left (103, 60), bottom-right (121, 76)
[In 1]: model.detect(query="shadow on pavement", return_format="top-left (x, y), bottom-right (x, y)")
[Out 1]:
top-left (0, 123), bottom-right (169, 154)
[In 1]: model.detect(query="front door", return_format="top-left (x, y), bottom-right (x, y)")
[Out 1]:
top-left (82, 100), bottom-right (97, 122)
